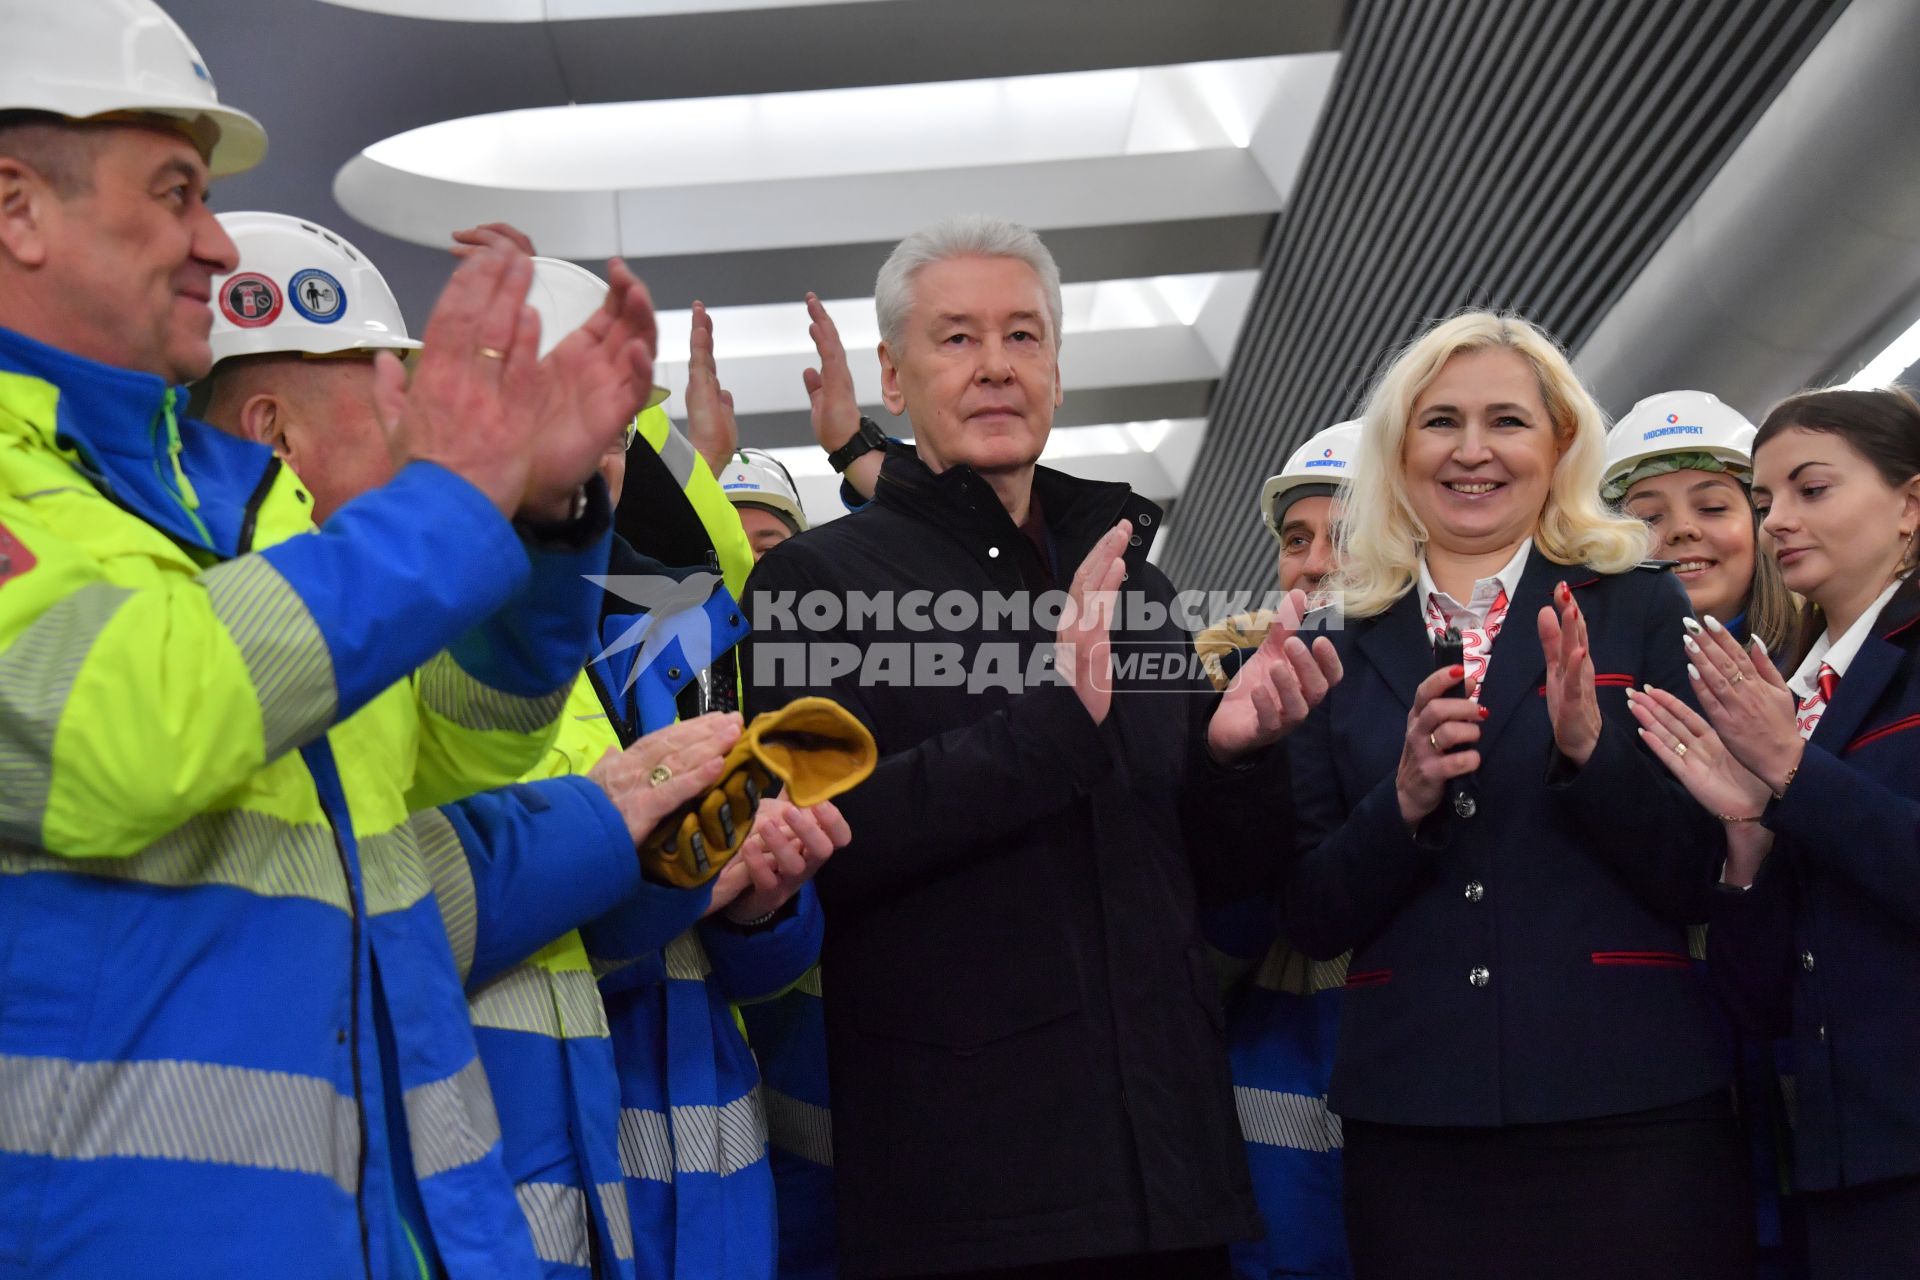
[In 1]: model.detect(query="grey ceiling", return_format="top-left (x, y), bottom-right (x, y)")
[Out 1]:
top-left (168, 0), bottom-right (1342, 335)
top-left (1162, 0), bottom-right (1850, 595)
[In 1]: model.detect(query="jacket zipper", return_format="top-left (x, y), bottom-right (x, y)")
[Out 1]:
top-left (246, 485), bottom-right (372, 1275)
top-left (328, 822), bottom-right (375, 1278)
top-left (236, 456), bottom-right (282, 554)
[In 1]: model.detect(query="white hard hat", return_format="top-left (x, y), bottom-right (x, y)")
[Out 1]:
top-left (1259, 420), bottom-right (1364, 539)
top-left (208, 212), bottom-right (420, 364)
top-left (720, 449), bottom-right (808, 533)
top-left (1603, 390), bottom-right (1756, 501)
top-left (0, 0), bottom-right (267, 178)
top-left (526, 257), bottom-right (669, 408)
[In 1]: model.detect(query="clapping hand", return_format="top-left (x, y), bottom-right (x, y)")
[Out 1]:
top-left (1057, 521), bottom-right (1131, 726)
top-left (685, 301), bottom-right (739, 478)
top-left (1395, 664), bottom-right (1484, 825)
top-left (802, 293), bottom-right (881, 500)
top-left (1625, 683), bottom-right (1771, 821)
top-left (448, 222), bottom-right (659, 522)
top-left (588, 713), bottom-right (743, 845)
top-left (1205, 589), bottom-right (1343, 763)
top-left (1682, 616), bottom-right (1803, 794)
top-left (1538, 581), bottom-right (1601, 767)
top-left (704, 798), bottom-right (851, 924)
top-left (374, 244), bottom-right (542, 517)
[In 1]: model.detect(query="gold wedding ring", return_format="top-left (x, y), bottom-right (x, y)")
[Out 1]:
top-left (1428, 732), bottom-right (1440, 753)
top-left (1729, 673), bottom-right (1746, 685)
top-left (475, 345), bottom-right (507, 361)
top-left (648, 764), bottom-right (673, 787)
top-left (1673, 740), bottom-right (1689, 758)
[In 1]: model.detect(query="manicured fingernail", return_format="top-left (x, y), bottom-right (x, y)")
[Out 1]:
top-left (1644, 683), bottom-right (1658, 695)
top-left (1624, 687), bottom-right (1637, 700)
top-left (1450, 665), bottom-right (1465, 679)
top-left (1477, 707), bottom-right (1489, 720)
top-left (1687, 663), bottom-right (1701, 681)
top-left (1704, 615), bottom-right (1724, 633)
top-left (1683, 636), bottom-right (1700, 653)
top-left (1682, 617), bottom-right (1703, 635)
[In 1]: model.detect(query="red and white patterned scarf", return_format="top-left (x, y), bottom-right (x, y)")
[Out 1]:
top-left (1424, 587), bottom-right (1512, 700)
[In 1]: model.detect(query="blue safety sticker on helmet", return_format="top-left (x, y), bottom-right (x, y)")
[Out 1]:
top-left (288, 268), bottom-right (347, 324)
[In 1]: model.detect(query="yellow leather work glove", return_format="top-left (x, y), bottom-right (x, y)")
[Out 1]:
top-left (639, 696), bottom-right (877, 888)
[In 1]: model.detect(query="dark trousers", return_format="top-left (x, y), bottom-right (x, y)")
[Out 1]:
top-left (1343, 1095), bottom-right (1754, 1280)
top-left (888, 1247), bottom-right (1231, 1280)
top-left (1803, 1174), bottom-right (1920, 1280)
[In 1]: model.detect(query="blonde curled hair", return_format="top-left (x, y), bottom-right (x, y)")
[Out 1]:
top-left (1330, 310), bottom-right (1649, 618)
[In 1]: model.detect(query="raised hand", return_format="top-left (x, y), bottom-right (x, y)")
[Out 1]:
top-left (1684, 616), bottom-right (1804, 794)
top-left (684, 300), bottom-right (739, 478)
top-left (802, 292), bottom-right (881, 500)
top-left (1206, 588), bottom-right (1343, 763)
top-left (1396, 664), bottom-right (1485, 825)
top-left (587, 712), bottom-right (743, 846)
top-left (1625, 683), bottom-right (1771, 820)
top-left (705, 798), bottom-right (851, 924)
top-left (1539, 581), bottom-right (1601, 767)
top-left (519, 256), bottom-right (660, 521)
top-left (451, 222), bottom-right (537, 258)
top-left (1627, 680), bottom-right (1776, 886)
top-left (383, 244), bottom-right (542, 516)
top-left (1057, 521), bottom-right (1130, 726)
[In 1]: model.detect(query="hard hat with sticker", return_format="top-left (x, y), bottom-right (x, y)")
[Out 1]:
top-left (219, 273), bottom-right (283, 329)
top-left (1259, 419), bottom-right (1365, 540)
top-left (288, 268), bottom-right (346, 325)
top-left (1602, 390), bottom-right (1756, 501)
top-left (210, 212), bottom-right (419, 362)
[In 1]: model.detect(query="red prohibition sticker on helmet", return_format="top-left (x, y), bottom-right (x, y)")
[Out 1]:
top-left (0, 520), bottom-right (37, 587)
top-left (220, 273), bottom-right (283, 328)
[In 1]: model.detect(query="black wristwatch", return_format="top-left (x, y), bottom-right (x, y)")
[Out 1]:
top-left (827, 416), bottom-right (889, 474)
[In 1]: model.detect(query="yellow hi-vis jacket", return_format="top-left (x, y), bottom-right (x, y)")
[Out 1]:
top-left (0, 325), bottom-right (628, 1279)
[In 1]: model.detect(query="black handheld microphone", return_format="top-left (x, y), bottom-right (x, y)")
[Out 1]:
top-left (1432, 626), bottom-right (1477, 819)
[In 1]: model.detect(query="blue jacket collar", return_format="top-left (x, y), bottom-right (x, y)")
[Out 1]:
top-left (0, 324), bottom-right (273, 557)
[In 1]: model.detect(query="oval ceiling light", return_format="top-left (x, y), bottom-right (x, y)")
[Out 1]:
top-left (317, 0), bottom-right (893, 22)
top-left (334, 56), bottom-right (1309, 259)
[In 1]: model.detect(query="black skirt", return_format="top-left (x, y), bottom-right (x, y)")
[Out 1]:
top-left (1342, 1093), bottom-right (1754, 1280)
top-left (1803, 1174), bottom-right (1920, 1280)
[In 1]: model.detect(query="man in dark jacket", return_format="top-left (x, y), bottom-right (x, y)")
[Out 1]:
top-left (742, 215), bottom-right (1342, 1279)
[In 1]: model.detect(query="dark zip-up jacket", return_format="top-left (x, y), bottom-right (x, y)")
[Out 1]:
top-left (742, 450), bottom-right (1275, 1276)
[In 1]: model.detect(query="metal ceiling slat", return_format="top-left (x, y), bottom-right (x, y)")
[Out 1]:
top-left (1519, 0), bottom-right (1753, 330)
top-left (1295, 1), bottom-right (1514, 424)
top-left (1165, 0), bottom-right (1848, 593)
top-left (1318, 0), bottom-right (1569, 415)
top-left (1197, 0), bottom-right (1453, 540)
top-left (1433, 0), bottom-right (1655, 325)
top-left (1558, 0), bottom-right (1823, 338)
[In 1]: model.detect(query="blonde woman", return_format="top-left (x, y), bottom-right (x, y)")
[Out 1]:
top-left (1282, 312), bottom-right (1751, 1278)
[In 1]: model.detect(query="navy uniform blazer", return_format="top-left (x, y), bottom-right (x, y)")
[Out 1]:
top-left (1282, 552), bottom-right (1730, 1127)
top-left (1710, 578), bottom-right (1920, 1193)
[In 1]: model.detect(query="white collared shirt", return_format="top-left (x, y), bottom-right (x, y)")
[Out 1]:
top-left (1787, 578), bottom-right (1905, 699)
top-left (1418, 539), bottom-right (1532, 697)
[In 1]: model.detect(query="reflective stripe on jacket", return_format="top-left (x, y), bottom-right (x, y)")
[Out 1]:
top-left (0, 326), bottom-right (609, 1280)
top-left (737, 968), bottom-right (838, 1280)
top-left (584, 449), bottom-right (821, 1280)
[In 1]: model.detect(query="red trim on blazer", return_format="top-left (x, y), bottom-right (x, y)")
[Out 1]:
top-left (1539, 673), bottom-right (1637, 695)
top-left (1884, 611), bottom-right (1920, 641)
top-left (1344, 969), bottom-right (1393, 988)
top-left (1848, 714), bottom-right (1920, 754)
top-left (1590, 951), bottom-right (1691, 969)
